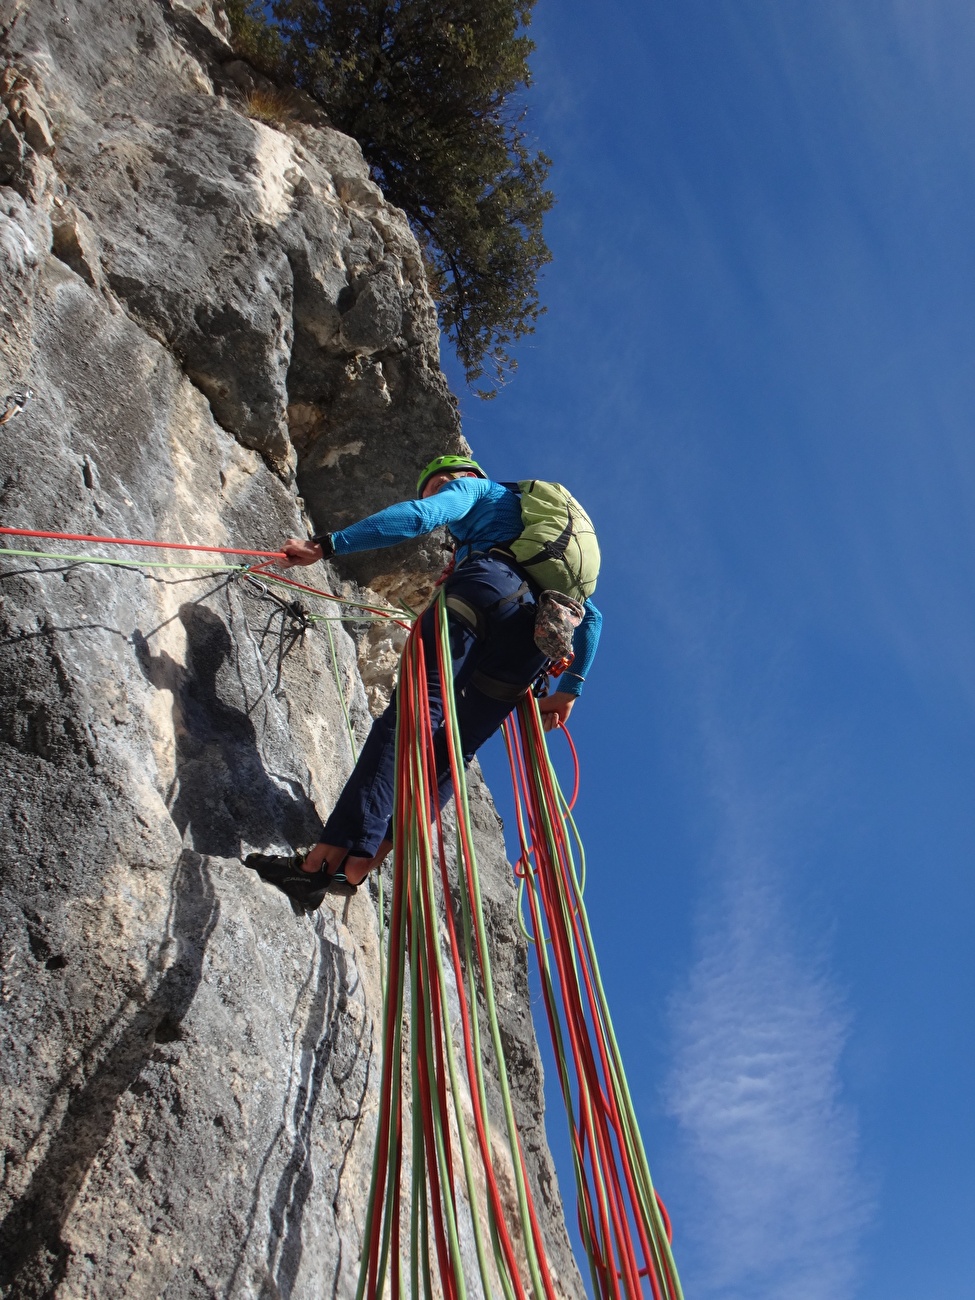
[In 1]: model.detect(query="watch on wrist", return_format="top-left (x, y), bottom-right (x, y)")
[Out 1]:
top-left (311, 532), bottom-right (335, 558)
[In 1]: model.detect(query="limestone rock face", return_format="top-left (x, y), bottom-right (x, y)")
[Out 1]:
top-left (0, 3), bottom-right (582, 1297)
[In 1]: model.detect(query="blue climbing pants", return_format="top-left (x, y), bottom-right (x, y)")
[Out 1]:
top-left (320, 555), bottom-right (548, 858)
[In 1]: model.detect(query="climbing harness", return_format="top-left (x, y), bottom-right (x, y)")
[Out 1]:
top-left (1, 521), bottom-right (681, 1298)
top-left (0, 387), bottom-right (33, 426)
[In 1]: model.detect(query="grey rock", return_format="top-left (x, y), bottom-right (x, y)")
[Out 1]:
top-left (0, 252), bottom-right (382, 1299)
top-left (165, 0), bottom-right (233, 50)
top-left (335, 173), bottom-right (385, 209)
top-left (19, 101), bottom-right (52, 154)
top-left (0, 186), bottom-right (36, 272)
top-left (2, 0), bottom-right (464, 494)
top-left (338, 259), bottom-right (404, 355)
top-left (0, 4), bottom-right (583, 1298)
top-left (1, 66), bottom-right (54, 158)
top-left (50, 201), bottom-right (101, 287)
top-left (0, 112), bottom-right (23, 181)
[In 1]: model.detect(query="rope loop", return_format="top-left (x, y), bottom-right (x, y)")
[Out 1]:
top-left (501, 697), bottom-right (684, 1299)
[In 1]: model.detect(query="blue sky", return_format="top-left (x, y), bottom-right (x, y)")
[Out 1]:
top-left (444, 2), bottom-right (975, 1296)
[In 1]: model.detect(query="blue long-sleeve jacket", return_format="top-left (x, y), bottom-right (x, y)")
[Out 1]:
top-left (331, 478), bottom-right (601, 696)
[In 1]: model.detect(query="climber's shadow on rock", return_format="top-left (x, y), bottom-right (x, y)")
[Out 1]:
top-left (0, 850), bottom-right (219, 1294)
top-left (133, 601), bottom-right (321, 858)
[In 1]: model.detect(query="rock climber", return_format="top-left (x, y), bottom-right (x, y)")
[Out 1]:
top-left (247, 455), bottom-right (601, 910)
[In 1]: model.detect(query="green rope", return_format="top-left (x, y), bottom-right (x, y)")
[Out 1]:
top-left (454, 816), bottom-right (520, 1300)
top-left (358, 600), bottom-right (547, 1298)
top-left (402, 628), bottom-right (492, 1296)
top-left (306, 613), bottom-right (399, 623)
top-left (412, 859), bottom-right (468, 1296)
top-left (412, 759), bottom-right (502, 1296)
top-left (514, 830), bottom-right (600, 1291)
top-left (0, 546), bottom-right (411, 620)
top-left (0, 546), bottom-right (246, 571)
top-left (517, 695), bottom-right (685, 1297)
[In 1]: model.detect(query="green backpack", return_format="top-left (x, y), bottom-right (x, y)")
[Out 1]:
top-left (501, 480), bottom-right (601, 602)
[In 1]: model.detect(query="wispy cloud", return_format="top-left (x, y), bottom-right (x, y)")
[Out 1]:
top-left (666, 861), bottom-right (871, 1299)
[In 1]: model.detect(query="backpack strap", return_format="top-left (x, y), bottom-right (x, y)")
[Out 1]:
top-left (518, 517), bottom-right (574, 567)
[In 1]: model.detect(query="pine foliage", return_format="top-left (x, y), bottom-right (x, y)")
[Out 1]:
top-left (225, 0), bottom-right (553, 394)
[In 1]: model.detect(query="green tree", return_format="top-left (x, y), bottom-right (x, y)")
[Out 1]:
top-left (226, 0), bottom-right (553, 394)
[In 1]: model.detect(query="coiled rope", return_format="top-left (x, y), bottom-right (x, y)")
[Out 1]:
top-left (357, 588), bottom-right (683, 1299)
top-left (504, 703), bottom-right (682, 1299)
top-left (359, 591), bottom-right (560, 1300)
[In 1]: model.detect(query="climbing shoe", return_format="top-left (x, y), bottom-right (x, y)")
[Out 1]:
top-left (244, 851), bottom-right (307, 886)
top-left (244, 852), bottom-right (355, 911)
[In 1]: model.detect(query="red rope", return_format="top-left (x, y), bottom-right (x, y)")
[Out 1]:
top-left (366, 610), bottom-right (565, 1298)
top-left (364, 691), bottom-right (411, 1295)
top-left (1, 525), bottom-right (412, 627)
top-left (503, 703), bottom-right (682, 1299)
top-left (504, 718), bottom-right (620, 1293)
top-left (534, 775), bottom-right (657, 1295)
top-left (363, 599), bottom-right (680, 1299)
top-left (431, 616), bottom-right (551, 1297)
top-left (531, 707), bottom-right (664, 1297)
top-left (246, 564), bottom-right (412, 627)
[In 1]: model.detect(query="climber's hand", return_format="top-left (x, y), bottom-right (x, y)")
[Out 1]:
top-left (538, 691), bottom-right (575, 732)
top-left (281, 538), bottom-right (323, 568)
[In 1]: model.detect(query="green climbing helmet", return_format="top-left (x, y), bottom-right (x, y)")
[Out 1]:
top-left (416, 455), bottom-right (486, 497)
